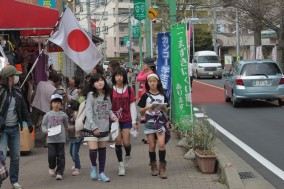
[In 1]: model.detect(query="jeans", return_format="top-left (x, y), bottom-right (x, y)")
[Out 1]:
top-left (0, 125), bottom-right (20, 185)
top-left (48, 143), bottom-right (65, 175)
top-left (69, 137), bottom-right (82, 169)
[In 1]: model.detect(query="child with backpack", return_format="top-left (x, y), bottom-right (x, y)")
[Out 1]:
top-left (84, 74), bottom-right (118, 182)
top-left (137, 73), bottom-right (170, 179)
top-left (66, 100), bottom-right (83, 176)
top-left (111, 67), bottom-right (138, 176)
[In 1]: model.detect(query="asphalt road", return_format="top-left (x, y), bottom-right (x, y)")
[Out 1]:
top-left (192, 78), bottom-right (284, 188)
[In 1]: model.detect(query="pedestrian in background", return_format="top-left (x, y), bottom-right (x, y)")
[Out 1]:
top-left (41, 94), bottom-right (69, 180)
top-left (92, 64), bottom-right (104, 75)
top-left (84, 74), bottom-right (118, 182)
top-left (137, 73), bottom-right (170, 179)
top-left (111, 67), bottom-right (138, 176)
top-left (0, 65), bottom-right (33, 189)
top-left (136, 57), bottom-right (157, 144)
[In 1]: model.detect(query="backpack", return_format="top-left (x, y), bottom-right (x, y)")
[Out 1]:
top-left (75, 100), bottom-right (86, 131)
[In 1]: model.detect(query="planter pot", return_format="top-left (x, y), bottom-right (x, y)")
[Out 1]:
top-left (195, 150), bottom-right (217, 174)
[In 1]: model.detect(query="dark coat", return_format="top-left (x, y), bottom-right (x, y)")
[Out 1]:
top-left (0, 84), bottom-right (32, 130)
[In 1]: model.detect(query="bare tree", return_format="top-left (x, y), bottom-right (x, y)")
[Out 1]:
top-left (218, 0), bottom-right (284, 68)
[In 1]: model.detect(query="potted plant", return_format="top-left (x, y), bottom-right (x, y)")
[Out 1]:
top-left (192, 111), bottom-right (217, 174)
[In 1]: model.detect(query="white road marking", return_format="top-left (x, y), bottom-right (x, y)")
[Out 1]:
top-left (195, 113), bottom-right (205, 118)
top-left (208, 118), bottom-right (284, 180)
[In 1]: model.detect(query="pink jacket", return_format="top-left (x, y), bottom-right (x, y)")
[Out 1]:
top-left (136, 70), bottom-right (153, 94)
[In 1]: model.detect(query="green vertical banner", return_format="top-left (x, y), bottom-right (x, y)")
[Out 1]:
top-left (171, 23), bottom-right (193, 130)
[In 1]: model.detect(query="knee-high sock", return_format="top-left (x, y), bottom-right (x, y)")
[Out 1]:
top-left (98, 147), bottom-right (106, 173)
top-left (124, 144), bottom-right (131, 156)
top-left (115, 145), bottom-right (123, 162)
top-left (89, 149), bottom-right (97, 166)
top-left (159, 150), bottom-right (166, 162)
top-left (149, 151), bottom-right (156, 162)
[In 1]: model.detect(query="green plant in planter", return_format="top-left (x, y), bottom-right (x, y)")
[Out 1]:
top-left (192, 108), bottom-right (217, 156)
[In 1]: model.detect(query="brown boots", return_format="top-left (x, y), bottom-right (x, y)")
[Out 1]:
top-left (159, 161), bottom-right (167, 179)
top-left (149, 161), bottom-right (167, 179)
top-left (150, 161), bottom-right (158, 176)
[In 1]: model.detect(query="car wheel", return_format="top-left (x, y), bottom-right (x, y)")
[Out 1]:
top-left (218, 76), bottom-right (222, 79)
top-left (196, 71), bottom-right (200, 79)
top-left (232, 92), bottom-right (240, 108)
top-left (278, 99), bottom-right (283, 107)
top-left (224, 88), bottom-right (231, 102)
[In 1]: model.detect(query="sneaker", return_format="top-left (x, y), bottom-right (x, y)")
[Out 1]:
top-left (48, 169), bottom-right (56, 177)
top-left (98, 172), bottom-right (110, 182)
top-left (109, 143), bottom-right (115, 149)
top-left (12, 183), bottom-right (22, 189)
top-left (71, 165), bottom-right (75, 171)
top-left (72, 168), bottom-right (80, 176)
top-left (56, 174), bottom-right (63, 180)
top-left (118, 162), bottom-right (125, 176)
top-left (124, 156), bottom-right (131, 168)
top-left (90, 166), bottom-right (97, 180)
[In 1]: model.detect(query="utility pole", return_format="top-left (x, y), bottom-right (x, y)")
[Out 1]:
top-left (190, 5), bottom-right (195, 55)
top-left (139, 20), bottom-right (143, 66)
top-left (128, 6), bottom-right (133, 62)
top-left (86, 0), bottom-right (91, 36)
top-left (213, 4), bottom-right (218, 54)
top-left (145, 0), bottom-right (152, 57)
top-left (236, 8), bottom-right (240, 60)
top-left (167, 0), bottom-right (176, 26)
top-left (103, 24), bottom-right (107, 62)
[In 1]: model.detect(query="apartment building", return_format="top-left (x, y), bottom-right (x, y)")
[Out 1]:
top-left (76, 0), bottom-right (146, 63)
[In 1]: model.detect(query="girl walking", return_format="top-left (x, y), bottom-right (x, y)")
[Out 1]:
top-left (84, 74), bottom-right (118, 182)
top-left (137, 73), bottom-right (170, 179)
top-left (41, 94), bottom-right (69, 180)
top-left (111, 67), bottom-right (138, 176)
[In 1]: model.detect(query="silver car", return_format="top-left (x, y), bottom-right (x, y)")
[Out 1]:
top-left (223, 60), bottom-right (284, 107)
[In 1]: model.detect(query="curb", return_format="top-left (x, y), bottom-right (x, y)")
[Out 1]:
top-left (217, 154), bottom-right (244, 189)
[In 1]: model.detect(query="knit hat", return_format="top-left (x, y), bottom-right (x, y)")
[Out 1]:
top-left (143, 57), bottom-right (156, 67)
top-left (0, 65), bottom-right (22, 78)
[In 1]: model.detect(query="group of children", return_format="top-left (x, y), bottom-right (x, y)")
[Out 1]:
top-left (41, 64), bottom-right (171, 182)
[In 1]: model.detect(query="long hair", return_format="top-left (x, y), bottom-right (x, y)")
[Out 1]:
top-left (111, 67), bottom-right (128, 86)
top-left (88, 73), bottom-right (110, 100)
top-left (145, 74), bottom-right (165, 96)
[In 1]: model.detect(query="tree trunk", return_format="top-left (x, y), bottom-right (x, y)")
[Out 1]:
top-left (253, 26), bottom-right (262, 59)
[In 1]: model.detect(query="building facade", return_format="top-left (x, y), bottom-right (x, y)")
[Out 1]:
top-left (76, 0), bottom-right (146, 63)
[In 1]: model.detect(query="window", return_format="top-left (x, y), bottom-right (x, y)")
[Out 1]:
top-left (198, 56), bottom-right (219, 63)
top-left (102, 26), bottom-right (108, 34)
top-left (119, 37), bottom-right (125, 47)
top-left (103, 12), bottom-right (108, 20)
top-left (132, 39), bottom-right (139, 46)
top-left (241, 63), bottom-right (281, 76)
top-left (96, 27), bottom-right (100, 36)
top-left (100, 0), bottom-right (107, 4)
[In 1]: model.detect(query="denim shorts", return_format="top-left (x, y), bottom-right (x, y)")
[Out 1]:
top-left (119, 121), bottom-right (132, 129)
top-left (144, 122), bottom-right (165, 135)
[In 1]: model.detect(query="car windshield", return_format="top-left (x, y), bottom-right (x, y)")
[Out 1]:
top-left (198, 56), bottom-right (219, 63)
top-left (241, 63), bottom-right (282, 76)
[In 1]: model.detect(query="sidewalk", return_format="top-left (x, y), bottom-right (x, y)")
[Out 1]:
top-left (1, 128), bottom-right (227, 189)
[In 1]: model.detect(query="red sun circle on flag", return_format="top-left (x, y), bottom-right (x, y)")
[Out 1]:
top-left (68, 29), bottom-right (90, 52)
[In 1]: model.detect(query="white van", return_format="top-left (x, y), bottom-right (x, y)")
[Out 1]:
top-left (103, 61), bottom-right (109, 71)
top-left (192, 51), bottom-right (223, 79)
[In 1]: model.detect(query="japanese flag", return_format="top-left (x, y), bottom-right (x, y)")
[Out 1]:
top-left (49, 7), bottom-right (102, 73)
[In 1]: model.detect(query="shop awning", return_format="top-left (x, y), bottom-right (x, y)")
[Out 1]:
top-left (0, 0), bottom-right (58, 36)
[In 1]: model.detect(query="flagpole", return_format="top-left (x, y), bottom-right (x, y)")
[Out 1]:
top-left (20, 7), bottom-right (68, 89)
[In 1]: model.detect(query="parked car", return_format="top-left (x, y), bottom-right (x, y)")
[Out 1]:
top-left (192, 50), bottom-right (223, 79)
top-left (223, 59), bottom-right (284, 107)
